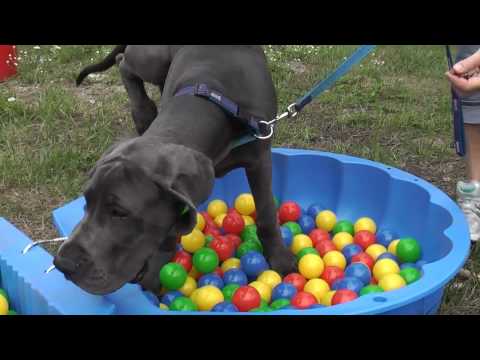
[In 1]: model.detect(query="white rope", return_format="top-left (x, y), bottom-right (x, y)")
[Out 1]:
top-left (21, 236), bottom-right (68, 274)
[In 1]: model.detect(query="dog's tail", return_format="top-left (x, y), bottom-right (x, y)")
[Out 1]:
top-left (76, 45), bottom-right (127, 86)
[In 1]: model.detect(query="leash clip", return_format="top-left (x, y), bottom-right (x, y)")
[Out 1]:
top-left (254, 103), bottom-right (298, 140)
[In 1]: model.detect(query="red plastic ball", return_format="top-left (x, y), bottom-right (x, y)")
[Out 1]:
top-left (224, 234), bottom-right (241, 249)
top-left (321, 266), bottom-right (345, 287)
top-left (223, 213), bottom-right (245, 235)
top-left (332, 289), bottom-right (358, 305)
top-left (354, 230), bottom-right (376, 250)
top-left (227, 208), bottom-right (241, 216)
top-left (232, 285), bottom-right (261, 312)
top-left (278, 201), bottom-right (302, 224)
top-left (204, 225), bottom-right (222, 238)
top-left (209, 236), bottom-right (235, 261)
top-left (283, 273), bottom-right (307, 292)
top-left (201, 211), bottom-right (215, 227)
top-left (370, 277), bottom-right (378, 285)
top-left (309, 229), bottom-right (331, 247)
top-left (172, 250), bottom-right (192, 272)
top-left (351, 252), bottom-right (375, 270)
top-left (315, 240), bottom-right (337, 257)
top-left (291, 291), bottom-right (317, 309)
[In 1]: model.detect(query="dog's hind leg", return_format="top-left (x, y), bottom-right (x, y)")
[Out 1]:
top-left (117, 54), bottom-right (158, 135)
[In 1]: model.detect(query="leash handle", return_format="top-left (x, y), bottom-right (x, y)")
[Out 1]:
top-left (446, 45), bottom-right (466, 157)
top-left (294, 45), bottom-right (377, 112)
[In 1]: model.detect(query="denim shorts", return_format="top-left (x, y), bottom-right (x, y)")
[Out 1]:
top-left (456, 45), bottom-right (480, 125)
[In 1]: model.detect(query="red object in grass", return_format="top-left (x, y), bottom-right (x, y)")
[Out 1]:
top-left (321, 266), bottom-right (345, 287)
top-left (331, 289), bottom-right (358, 305)
top-left (278, 201), bottom-right (302, 224)
top-left (309, 229), bottom-right (331, 247)
top-left (283, 273), bottom-right (307, 292)
top-left (351, 252), bottom-right (375, 270)
top-left (291, 291), bottom-right (317, 309)
top-left (0, 45), bottom-right (17, 82)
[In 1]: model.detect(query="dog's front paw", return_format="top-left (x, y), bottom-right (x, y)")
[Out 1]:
top-left (266, 245), bottom-right (297, 276)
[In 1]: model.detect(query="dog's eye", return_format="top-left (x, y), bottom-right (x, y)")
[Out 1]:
top-left (111, 207), bottom-right (129, 219)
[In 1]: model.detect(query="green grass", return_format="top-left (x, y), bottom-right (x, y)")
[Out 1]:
top-left (0, 45), bottom-right (477, 314)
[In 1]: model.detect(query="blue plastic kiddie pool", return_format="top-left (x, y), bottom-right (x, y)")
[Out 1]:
top-left (0, 148), bottom-right (470, 314)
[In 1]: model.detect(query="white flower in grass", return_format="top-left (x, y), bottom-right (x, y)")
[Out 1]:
top-left (33, 46), bottom-right (41, 50)
top-left (53, 45), bottom-right (61, 50)
top-left (7, 97), bottom-right (16, 102)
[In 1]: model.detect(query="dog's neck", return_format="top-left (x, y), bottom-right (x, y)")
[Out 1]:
top-left (144, 94), bottom-right (243, 165)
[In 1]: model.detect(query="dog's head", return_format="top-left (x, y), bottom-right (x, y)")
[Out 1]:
top-left (54, 138), bottom-right (215, 295)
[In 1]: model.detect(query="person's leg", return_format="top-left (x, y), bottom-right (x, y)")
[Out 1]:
top-left (455, 45), bottom-right (480, 242)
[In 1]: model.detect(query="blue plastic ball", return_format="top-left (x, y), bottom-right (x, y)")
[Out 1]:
top-left (280, 226), bottom-right (294, 247)
top-left (271, 282), bottom-right (298, 301)
top-left (377, 252), bottom-right (399, 263)
top-left (344, 262), bottom-right (371, 285)
top-left (342, 243), bottom-right (363, 263)
top-left (307, 203), bottom-right (325, 219)
top-left (212, 301), bottom-right (239, 312)
top-left (376, 229), bottom-right (398, 248)
top-left (223, 268), bottom-right (248, 286)
top-left (298, 215), bottom-right (316, 235)
top-left (332, 276), bottom-right (364, 294)
top-left (160, 290), bottom-right (183, 307)
top-left (176, 243), bottom-right (183, 252)
top-left (198, 273), bottom-right (224, 289)
top-left (240, 251), bottom-right (269, 278)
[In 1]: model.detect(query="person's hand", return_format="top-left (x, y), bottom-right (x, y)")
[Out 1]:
top-left (445, 50), bottom-right (480, 96)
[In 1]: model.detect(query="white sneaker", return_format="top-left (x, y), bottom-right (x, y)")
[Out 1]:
top-left (457, 180), bottom-right (480, 242)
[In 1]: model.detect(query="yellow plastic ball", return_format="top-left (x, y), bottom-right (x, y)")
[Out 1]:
top-left (365, 244), bottom-right (387, 261)
top-left (291, 234), bottom-right (313, 255)
top-left (159, 303), bottom-right (169, 310)
top-left (316, 210), bottom-right (337, 232)
top-left (179, 276), bottom-right (197, 297)
top-left (379, 273), bottom-right (406, 291)
top-left (298, 254), bottom-right (325, 279)
top-left (193, 285), bottom-right (224, 311)
top-left (304, 278), bottom-right (330, 302)
top-left (181, 229), bottom-right (205, 253)
top-left (373, 258), bottom-right (400, 281)
top-left (189, 266), bottom-right (202, 280)
top-left (257, 270), bottom-right (282, 289)
top-left (388, 239), bottom-right (400, 255)
top-left (195, 212), bottom-right (206, 231)
top-left (249, 281), bottom-right (272, 303)
top-left (332, 232), bottom-right (354, 251)
top-left (221, 258), bottom-right (241, 273)
top-left (214, 213), bottom-right (227, 228)
top-left (234, 193), bottom-right (256, 216)
top-left (354, 217), bottom-right (377, 234)
top-left (242, 215), bottom-right (255, 226)
top-left (0, 295), bottom-right (8, 315)
top-left (321, 290), bottom-right (336, 306)
top-left (207, 199), bottom-right (228, 219)
top-left (322, 250), bottom-right (347, 270)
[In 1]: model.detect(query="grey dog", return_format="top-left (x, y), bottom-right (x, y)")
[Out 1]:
top-left (54, 45), bottom-right (297, 296)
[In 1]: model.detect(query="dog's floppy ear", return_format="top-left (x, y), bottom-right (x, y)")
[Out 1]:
top-left (145, 144), bottom-right (215, 236)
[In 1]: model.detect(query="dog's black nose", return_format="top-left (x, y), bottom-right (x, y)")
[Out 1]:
top-left (53, 255), bottom-right (78, 276)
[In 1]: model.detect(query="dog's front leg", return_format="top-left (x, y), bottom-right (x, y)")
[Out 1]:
top-left (245, 152), bottom-right (297, 276)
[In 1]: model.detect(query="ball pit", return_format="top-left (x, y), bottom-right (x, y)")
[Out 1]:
top-left (43, 148), bottom-right (470, 315)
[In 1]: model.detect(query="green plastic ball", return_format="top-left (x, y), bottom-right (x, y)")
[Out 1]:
top-left (159, 262), bottom-right (188, 290)
top-left (241, 225), bottom-right (258, 241)
top-left (283, 221), bottom-right (302, 236)
top-left (360, 285), bottom-right (384, 296)
top-left (270, 298), bottom-right (291, 310)
top-left (242, 232), bottom-right (260, 243)
top-left (400, 267), bottom-right (421, 284)
top-left (396, 237), bottom-right (421, 263)
top-left (332, 220), bottom-right (354, 236)
top-left (237, 241), bottom-right (263, 257)
top-left (192, 247), bottom-right (219, 273)
top-left (169, 296), bottom-right (198, 311)
top-left (222, 283), bottom-right (240, 301)
top-left (296, 247), bottom-right (320, 261)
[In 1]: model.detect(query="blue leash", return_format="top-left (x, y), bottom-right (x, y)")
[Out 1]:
top-left (446, 45), bottom-right (466, 157)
